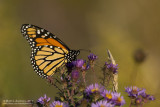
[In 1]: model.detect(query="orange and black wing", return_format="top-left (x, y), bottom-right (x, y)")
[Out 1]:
top-left (21, 24), bottom-right (70, 78)
top-left (21, 24), bottom-right (70, 50)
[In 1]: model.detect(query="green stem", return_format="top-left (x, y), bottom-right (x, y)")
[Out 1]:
top-left (82, 71), bottom-right (86, 86)
top-left (129, 101), bottom-right (132, 107)
top-left (91, 67), bottom-right (96, 83)
top-left (106, 74), bottom-right (111, 89)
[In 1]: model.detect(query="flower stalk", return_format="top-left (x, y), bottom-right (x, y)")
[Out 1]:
top-left (107, 49), bottom-right (118, 92)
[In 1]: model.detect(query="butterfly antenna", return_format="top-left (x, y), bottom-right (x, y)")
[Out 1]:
top-left (79, 49), bottom-right (91, 53)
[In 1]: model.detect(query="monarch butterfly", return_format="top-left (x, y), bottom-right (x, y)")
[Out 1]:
top-left (21, 24), bottom-right (80, 78)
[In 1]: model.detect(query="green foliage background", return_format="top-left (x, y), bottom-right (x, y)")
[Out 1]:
top-left (0, 0), bottom-right (160, 106)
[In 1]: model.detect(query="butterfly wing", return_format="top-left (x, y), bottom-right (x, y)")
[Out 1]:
top-left (21, 24), bottom-right (71, 78)
top-left (21, 24), bottom-right (70, 50)
top-left (31, 45), bottom-right (68, 78)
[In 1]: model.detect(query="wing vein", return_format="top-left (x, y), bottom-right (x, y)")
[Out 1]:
top-left (46, 59), bottom-right (64, 74)
top-left (40, 57), bottom-right (64, 70)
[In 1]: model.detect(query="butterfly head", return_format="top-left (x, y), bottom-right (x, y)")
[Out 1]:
top-left (67, 50), bottom-right (80, 63)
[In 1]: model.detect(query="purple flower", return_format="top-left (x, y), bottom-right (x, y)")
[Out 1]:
top-left (91, 100), bottom-right (114, 107)
top-left (125, 86), bottom-right (143, 98)
top-left (101, 90), bottom-right (114, 101)
top-left (141, 93), bottom-right (155, 102)
top-left (82, 61), bottom-right (90, 71)
top-left (112, 92), bottom-right (125, 106)
top-left (101, 90), bottom-right (125, 106)
top-left (88, 53), bottom-right (98, 61)
top-left (135, 97), bottom-right (142, 105)
top-left (138, 88), bottom-right (146, 96)
top-left (85, 83), bottom-right (104, 95)
top-left (125, 86), bottom-right (155, 105)
top-left (148, 95), bottom-right (155, 101)
top-left (37, 94), bottom-right (50, 105)
top-left (50, 101), bottom-right (69, 107)
top-left (105, 62), bottom-right (118, 74)
top-left (71, 70), bottom-right (79, 82)
top-left (72, 59), bottom-right (84, 68)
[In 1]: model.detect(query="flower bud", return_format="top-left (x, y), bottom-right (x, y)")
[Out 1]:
top-left (71, 70), bottom-right (79, 82)
top-left (135, 97), bottom-right (142, 105)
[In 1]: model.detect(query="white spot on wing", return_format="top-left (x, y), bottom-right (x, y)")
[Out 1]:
top-left (37, 30), bottom-right (40, 34)
top-left (41, 29), bottom-right (44, 32)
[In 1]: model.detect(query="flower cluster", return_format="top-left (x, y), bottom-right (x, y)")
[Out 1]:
top-left (36, 53), bottom-right (155, 107)
top-left (88, 53), bottom-right (98, 61)
top-left (125, 86), bottom-right (155, 105)
top-left (84, 83), bottom-right (125, 107)
top-left (105, 62), bottom-right (118, 74)
top-left (101, 90), bottom-right (125, 106)
top-left (125, 86), bottom-right (144, 98)
top-left (88, 53), bottom-right (98, 68)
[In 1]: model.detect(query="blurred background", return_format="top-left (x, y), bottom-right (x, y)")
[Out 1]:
top-left (0, 0), bottom-right (160, 106)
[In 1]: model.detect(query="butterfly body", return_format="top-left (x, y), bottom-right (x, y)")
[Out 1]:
top-left (21, 24), bottom-right (79, 78)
